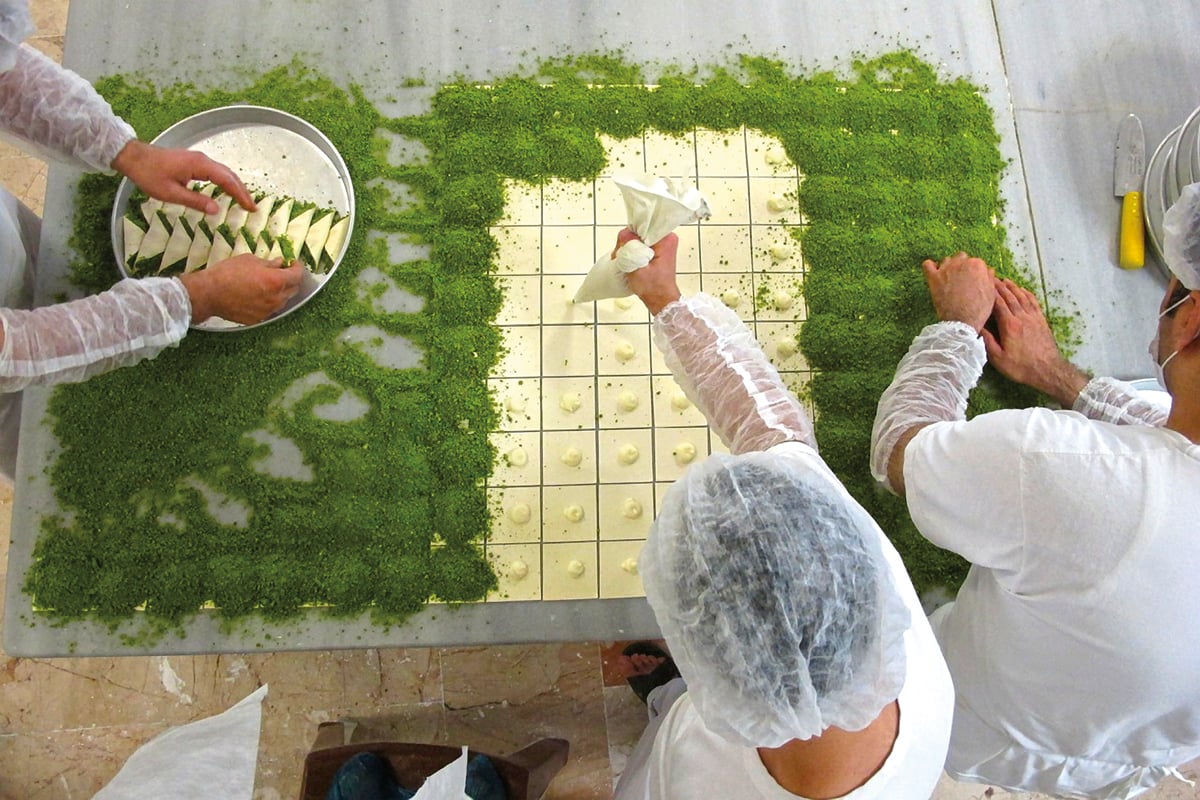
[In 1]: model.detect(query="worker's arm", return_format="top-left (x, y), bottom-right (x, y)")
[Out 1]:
top-left (870, 321), bottom-right (987, 494)
top-left (0, 256), bottom-right (304, 392)
top-left (1071, 378), bottom-right (1169, 426)
top-left (0, 45), bottom-right (255, 214)
top-left (622, 230), bottom-right (817, 454)
top-left (0, 44), bottom-right (134, 173)
top-left (983, 278), bottom-right (1166, 426)
top-left (980, 277), bottom-right (1093, 404)
top-left (871, 253), bottom-right (993, 495)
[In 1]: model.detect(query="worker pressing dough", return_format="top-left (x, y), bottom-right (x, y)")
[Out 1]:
top-left (610, 228), bottom-right (954, 800)
top-left (870, 186), bottom-right (1200, 798)
top-left (0, 0), bottom-right (303, 478)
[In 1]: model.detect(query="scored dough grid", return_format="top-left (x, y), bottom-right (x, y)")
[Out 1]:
top-left (484, 126), bottom-right (813, 602)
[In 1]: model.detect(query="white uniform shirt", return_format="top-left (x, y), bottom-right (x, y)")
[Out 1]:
top-left (631, 443), bottom-right (954, 800)
top-left (906, 407), bottom-right (1200, 797)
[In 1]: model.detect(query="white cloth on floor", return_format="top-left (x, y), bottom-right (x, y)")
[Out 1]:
top-left (94, 684), bottom-right (267, 800)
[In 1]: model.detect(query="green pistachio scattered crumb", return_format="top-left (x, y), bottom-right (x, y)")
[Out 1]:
top-left (31, 51), bottom-right (1072, 641)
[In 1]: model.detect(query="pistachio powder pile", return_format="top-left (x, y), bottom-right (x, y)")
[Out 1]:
top-left (26, 52), bottom-right (1058, 639)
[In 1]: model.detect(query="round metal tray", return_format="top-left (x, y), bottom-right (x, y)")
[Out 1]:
top-left (1172, 106), bottom-right (1200, 200)
top-left (110, 105), bottom-right (355, 331)
top-left (1144, 124), bottom-right (1179, 268)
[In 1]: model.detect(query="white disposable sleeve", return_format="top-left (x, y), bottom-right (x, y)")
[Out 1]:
top-left (0, 1), bottom-right (33, 73)
top-left (1071, 376), bottom-right (1169, 427)
top-left (0, 44), bottom-right (135, 173)
top-left (0, 277), bottom-right (191, 391)
top-left (870, 321), bottom-right (986, 493)
top-left (652, 292), bottom-right (816, 454)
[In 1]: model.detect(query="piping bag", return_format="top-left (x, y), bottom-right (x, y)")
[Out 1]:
top-left (573, 175), bottom-right (710, 303)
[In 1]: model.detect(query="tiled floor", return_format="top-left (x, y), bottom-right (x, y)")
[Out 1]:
top-left (1, 1), bottom-right (1198, 798)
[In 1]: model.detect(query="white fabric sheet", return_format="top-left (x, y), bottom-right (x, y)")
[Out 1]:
top-left (94, 684), bottom-right (267, 800)
top-left (574, 176), bottom-right (709, 303)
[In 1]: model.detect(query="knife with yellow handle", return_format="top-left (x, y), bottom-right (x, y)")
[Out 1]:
top-left (1114, 113), bottom-right (1146, 269)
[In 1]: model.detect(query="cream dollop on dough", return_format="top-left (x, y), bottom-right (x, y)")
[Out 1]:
top-left (508, 503), bottom-right (532, 524)
top-left (622, 497), bottom-right (643, 519)
top-left (616, 390), bottom-right (639, 412)
top-left (767, 194), bottom-right (792, 213)
top-left (674, 442), bottom-right (697, 465)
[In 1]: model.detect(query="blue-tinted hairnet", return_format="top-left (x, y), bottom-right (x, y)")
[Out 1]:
top-left (640, 450), bottom-right (910, 747)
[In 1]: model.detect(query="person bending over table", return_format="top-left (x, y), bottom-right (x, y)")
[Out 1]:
top-left (870, 187), bottom-right (1200, 797)
top-left (610, 228), bottom-right (954, 800)
top-left (0, 1), bottom-right (303, 477)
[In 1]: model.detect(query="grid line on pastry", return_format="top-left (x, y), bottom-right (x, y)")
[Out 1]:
top-left (485, 126), bottom-right (813, 602)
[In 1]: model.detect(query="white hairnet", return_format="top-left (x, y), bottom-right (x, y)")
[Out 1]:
top-left (1162, 182), bottom-right (1200, 290)
top-left (0, 1), bottom-right (32, 73)
top-left (640, 450), bottom-right (911, 748)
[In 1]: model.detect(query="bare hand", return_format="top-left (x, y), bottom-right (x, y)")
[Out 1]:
top-left (922, 252), bottom-right (995, 332)
top-left (111, 140), bottom-right (256, 215)
top-left (177, 255), bottom-right (305, 325)
top-left (984, 278), bottom-right (1089, 404)
top-left (619, 229), bottom-right (681, 315)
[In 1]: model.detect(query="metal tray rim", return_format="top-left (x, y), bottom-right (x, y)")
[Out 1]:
top-left (109, 104), bottom-right (356, 332)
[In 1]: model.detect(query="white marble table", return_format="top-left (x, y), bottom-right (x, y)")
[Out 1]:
top-left (7, 0), bottom-right (1190, 656)
top-left (994, 0), bottom-right (1199, 377)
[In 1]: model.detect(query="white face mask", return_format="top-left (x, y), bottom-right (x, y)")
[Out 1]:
top-left (1149, 293), bottom-right (1194, 387)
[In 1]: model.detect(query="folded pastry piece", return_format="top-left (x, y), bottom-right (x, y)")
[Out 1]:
top-left (122, 182), bottom-right (350, 277)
